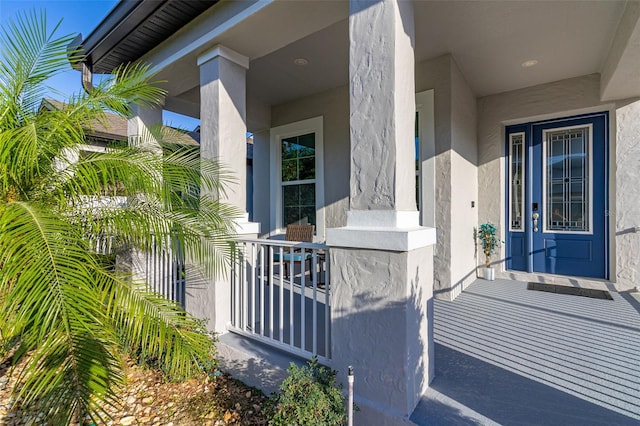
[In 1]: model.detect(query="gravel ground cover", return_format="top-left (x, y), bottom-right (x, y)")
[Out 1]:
top-left (0, 353), bottom-right (269, 426)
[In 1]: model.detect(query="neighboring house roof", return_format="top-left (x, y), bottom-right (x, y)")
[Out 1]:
top-left (76, 0), bottom-right (218, 74)
top-left (41, 99), bottom-right (199, 146)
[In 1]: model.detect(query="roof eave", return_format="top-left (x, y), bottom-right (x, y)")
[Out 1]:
top-left (79, 0), bottom-right (168, 73)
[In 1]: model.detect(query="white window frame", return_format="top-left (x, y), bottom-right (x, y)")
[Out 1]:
top-left (509, 132), bottom-right (526, 232)
top-left (270, 116), bottom-right (325, 240)
top-left (542, 123), bottom-right (593, 235)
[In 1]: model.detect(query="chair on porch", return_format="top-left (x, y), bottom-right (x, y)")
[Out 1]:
top-left (274, 224), bottom-right (315, 279)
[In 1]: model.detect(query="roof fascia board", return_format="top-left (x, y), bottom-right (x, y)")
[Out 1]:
top-left (82, 0), bottom-right (169, 67)
top-left (141, 0), bottom-right (273, 75)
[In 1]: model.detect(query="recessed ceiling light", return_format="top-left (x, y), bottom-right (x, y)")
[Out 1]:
top-left (521, 59), bottom-right (538, 68)
top-left (293, 58), bottom-right (308, 66)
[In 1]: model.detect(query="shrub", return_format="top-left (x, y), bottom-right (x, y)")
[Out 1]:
top-left (267, 357), bottom-right (347, 425)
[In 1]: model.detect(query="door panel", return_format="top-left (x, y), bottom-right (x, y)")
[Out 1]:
top-left (506, 113), bottom-right (608, 279)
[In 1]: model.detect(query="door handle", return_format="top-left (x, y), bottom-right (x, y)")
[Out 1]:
top-left (532, 212), bottom-right (539, 232)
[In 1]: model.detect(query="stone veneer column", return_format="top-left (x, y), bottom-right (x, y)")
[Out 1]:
top-left (186, 45), bottom-right (260, 334)
top-left (326, 1), bottom-right (436, 424)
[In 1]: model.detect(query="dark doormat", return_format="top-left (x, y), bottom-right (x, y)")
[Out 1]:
top-left (527, 282), bottom-right (613, 300)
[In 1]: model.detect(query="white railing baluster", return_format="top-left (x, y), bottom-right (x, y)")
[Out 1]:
top-left (259, 245), bottom-right (265, 336)
top-left (312, 250), bottom-right (317, 355)
top-left (269, 246), bottom-right (274, 340)
top-left (278, 246), bottom-right (284, 344)
top-left (242, 244), bottom-right (248, 331)
top-left (325, 254), bottom-right (330, 358)
top-left (250, 243), bottom-right (256, 335)
top-left (300, 247), bottom-right (306, 352)
top-left (234, 248), bottom-right (240, 327)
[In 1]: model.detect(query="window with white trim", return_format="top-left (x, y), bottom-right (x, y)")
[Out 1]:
top-left (281, 133), bottom-right (316, 227)
top-left (270, 117), bottom-right (324, 238)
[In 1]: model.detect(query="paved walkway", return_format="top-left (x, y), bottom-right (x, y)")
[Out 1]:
top-left (412, 278), bottom-right (640, 425)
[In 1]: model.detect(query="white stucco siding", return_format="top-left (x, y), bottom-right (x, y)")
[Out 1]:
top-left (270, 86), bottom-right (350, 233)
top-left (252, 130), bottom-right (270, 236)
top-left (415, 55), bottom-right (478, 300)
top-left (416, 55), bottom-right (453, 297)
top-left (476, 73), bottom-right (640, 288)
top-left (615, 99), bottom-right (640, 290)
top-left (450, 63), bottom-right (478, 297)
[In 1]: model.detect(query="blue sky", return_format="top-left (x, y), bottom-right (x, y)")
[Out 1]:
top-left (0, 0), bottom-right (200, 130)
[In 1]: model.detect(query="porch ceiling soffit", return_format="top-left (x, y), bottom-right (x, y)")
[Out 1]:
top-left (600, 1), bottom-right (640, 102)
top-left (159, 1), bottom-right (627, 114)
top-left (144, 0), bottom-right (348, 100)
top-left (412, 1), bottom-right (627, 98)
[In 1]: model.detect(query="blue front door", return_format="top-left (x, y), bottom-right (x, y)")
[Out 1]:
top-left (506, 113), bottom-right (608, 279)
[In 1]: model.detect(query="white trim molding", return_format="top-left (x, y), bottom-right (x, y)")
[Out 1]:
top-left (326, 226), bottom-right (436, 252)
top-left (197, 44), bottom-right (249, 69)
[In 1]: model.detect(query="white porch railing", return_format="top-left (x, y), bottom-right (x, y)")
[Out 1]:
top-left (145, 237), bottom-right (186, 308)
top-left (230, 238), bottom-right (331, 363)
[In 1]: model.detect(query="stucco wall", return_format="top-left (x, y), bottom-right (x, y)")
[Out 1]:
top-left (450, 62), bottom-right (479, 296)
top-left (270, 86), bottom-right (350, 234)
top-left (615, 99), bottom-right (640, 290)
top-left (416, 55), bottom-right (452, 297)
top-left (329, 244), bottom-right (433, 422)
top-left (252, 129), bottom-right (270, 235)
top-left (477, 73), bottom-right (640, 289)
top-left (416, 55), bottom-right (478, 300)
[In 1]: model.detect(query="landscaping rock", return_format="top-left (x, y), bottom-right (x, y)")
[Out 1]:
top-left (0, 351), bottom-right (269, 425)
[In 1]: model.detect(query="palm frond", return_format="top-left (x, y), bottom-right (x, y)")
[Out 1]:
top-left (0, 10), bottom-right (81, 122)
top-left (97, 269), bottom-right (214, 380)
top-left (0, 202), bottom-right (121, 421)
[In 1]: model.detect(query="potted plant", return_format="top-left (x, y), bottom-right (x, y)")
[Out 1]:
top-left (478, 222), bottom-right (499, 280)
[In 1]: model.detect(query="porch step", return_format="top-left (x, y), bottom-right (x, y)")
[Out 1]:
top-left (216, 332), bottom-right (307, 395)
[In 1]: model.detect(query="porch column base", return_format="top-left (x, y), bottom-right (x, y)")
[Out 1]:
top-left (327, 220), bottom-right (435, 424)
top-left (185, 213), bottom-right (259, 335)
top-left (327, 210), bottom-right (436, 251)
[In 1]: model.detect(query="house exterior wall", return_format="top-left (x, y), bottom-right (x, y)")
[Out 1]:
top-left (450, 60), bottom-right (479, 296)
top-left (477, 73), bottom-right (640, 290)
top-left (252, 129), bottom-right (270, 235)
top-left (268, 86), bottom-right (351, 236)
top-left (614, 99), bottom-right (640, 290)
top-left (416, 55), bottom-right (478, 300)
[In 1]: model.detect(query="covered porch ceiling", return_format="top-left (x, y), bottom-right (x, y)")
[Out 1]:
top-left (141, 1), bottom-right (633, 123)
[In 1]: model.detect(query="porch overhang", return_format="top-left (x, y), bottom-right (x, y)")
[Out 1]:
top-left (600, 1), bottom-right (640, 101)
top-left (78, 1), bottom-right (636, 126)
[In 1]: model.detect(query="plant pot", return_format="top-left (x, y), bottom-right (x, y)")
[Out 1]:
top-left (482, 267), bottom-right (495, 281)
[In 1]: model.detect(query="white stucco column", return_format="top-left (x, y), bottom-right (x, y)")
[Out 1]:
top-left (198, 45), bottom-right (260, 236)
top-left (326, 1), bottom-right (436, 424)
top-left (192, 45), bottom-right (259, 334)
top-left (124, 104), bottom-right (166, 286)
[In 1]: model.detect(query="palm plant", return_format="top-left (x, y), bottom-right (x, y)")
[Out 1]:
top-left (0, 11), bottom-right (240, 423)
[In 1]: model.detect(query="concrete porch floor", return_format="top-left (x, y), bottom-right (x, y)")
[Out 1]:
top-left (412, 278), bottom-right (640, 425)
